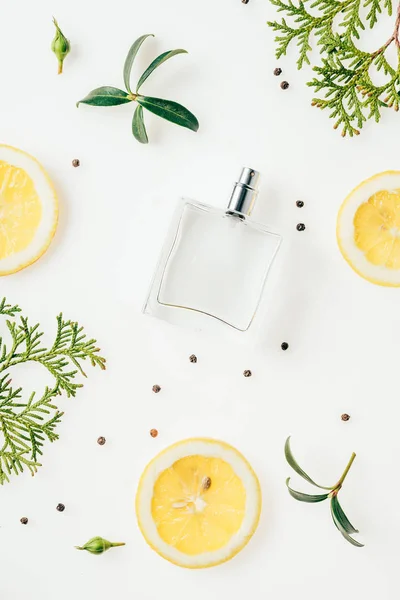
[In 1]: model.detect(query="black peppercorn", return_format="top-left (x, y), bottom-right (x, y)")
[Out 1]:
top-left (72, 159), bottom-right (80, 167)
top-left (56, 503), bottom-right (65, 512)
top-left (296, 200), bottom-right (304, 208)
top-left (97, 436), bottom-right (106, 446)
top-left (274, 67), bottom-right (282, 76)
top-left (242, 0), bottom-right (250, 3)
top-left (281, 342), bottom-right (289, 351)
top-left (189, 354), bottom-right (197, 363)
top-left (296, 223), bottom-right (306, 231)
top-left (341, 413), bottom-right (350, 421)
top-left (20, 517), bottom-right (28, 525)
top-left (243, 370), bottom-right (252, 377)
top-left (280, 81), bottom-right (289, 90)
top-left (152, 384), bottom-right (161, 393)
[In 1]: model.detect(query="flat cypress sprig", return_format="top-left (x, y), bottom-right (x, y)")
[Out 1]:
top-left (268, 0), bottom-right (400, 136)
top-left (0, 299), bottom-right (106, 484)
top-left (77, 34), bottom-right (199, 143)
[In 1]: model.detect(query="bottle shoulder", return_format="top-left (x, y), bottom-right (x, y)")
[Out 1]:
top-left (178, 198), bottom-right (282, 240)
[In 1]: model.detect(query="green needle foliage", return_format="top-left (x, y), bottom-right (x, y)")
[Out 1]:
top-left (268, 0), bottom-right (400, 136)
top-left (77, 34), bottom-right (199, 143)
top-left (285, 437), bottom-right (363, 547)
top-left (0, 298), bottom-right (106, 485)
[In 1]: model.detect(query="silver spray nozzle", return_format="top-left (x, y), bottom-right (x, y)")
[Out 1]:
top-left (227, 167), bottom-right (260, 217)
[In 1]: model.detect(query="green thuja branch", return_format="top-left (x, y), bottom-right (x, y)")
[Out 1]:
top-left (0, 299), bottom-right (106, 484)
top-left (268, 0), bottom-right (400, 136)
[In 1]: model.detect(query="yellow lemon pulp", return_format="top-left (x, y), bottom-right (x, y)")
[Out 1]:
top-left (337, 171), bottom-right (400, 286)
top-left (0, 161), bottom-right (42, 258)
top-left (354, 189), bottom-right (400, 269)
top-left (0, 145), bottom-right (58, 276)
top-left (136, 438), bottom-right (261, 568)
top-left (152, 455), bottom-right (246, 555)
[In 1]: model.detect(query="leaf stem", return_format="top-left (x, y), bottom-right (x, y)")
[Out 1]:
top-left (334, 452), bottom-right (356, 489)
top-left (371, 0), bottom-right (400, 56)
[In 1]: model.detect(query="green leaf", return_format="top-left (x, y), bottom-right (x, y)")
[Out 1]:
top-left (331, 495), bottom-right (364, 547)
top-left (132, 105), bottom-right (149, 144)
top-left (286, 478), bottom-right (329, 503)
top-left (76, 87), bottom-right (132, 107)
top-left (331, 494), bottom-right (359, 534)
top-left (136, 49), bottom-right (188, 92)
top-left (137, 96), bottom-right (199, 132)
top-left (285, 437), bottom-right (332, 490)
top-left (123, 34), bottom-right (154, 94)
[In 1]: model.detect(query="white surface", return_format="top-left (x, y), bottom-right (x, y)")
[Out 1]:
top-left (0, 1), bottom-right (399, 599)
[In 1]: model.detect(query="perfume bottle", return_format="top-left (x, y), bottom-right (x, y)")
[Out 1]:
top-left (144, 168), bottom-right (282, 333)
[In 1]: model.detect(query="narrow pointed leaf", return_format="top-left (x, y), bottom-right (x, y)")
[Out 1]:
top-left (286, 478), bottom-right (329, 503)
top-left (123, 34), bottom-right (154, 94)
top-left (137, 96), bottom-right (199, 132)
top-left (136, 49), bottom-right (188, 92)
top-left (331, 494), bottom-right (359, 533)
top-left (77, 87), bottom-right (132, 107)
top-left (285, 437), bottom-right (332, 490)
top-left (132, 105), bottom-right (148, 144)
top-left (331, 496), bottom-right (364, 547)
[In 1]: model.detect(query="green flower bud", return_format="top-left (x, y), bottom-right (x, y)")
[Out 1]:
top-left (75, 536), bottom-right (125, 555)
top-left (51, 17), bottom-right (70, 74)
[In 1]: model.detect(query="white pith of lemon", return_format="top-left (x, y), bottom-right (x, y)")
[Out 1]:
top-left (0, 145), bottom-right (58, 275)
top-left (135, 438), bottom-right (262, 569)
top-left (337, 171), bottom-right (400, 286)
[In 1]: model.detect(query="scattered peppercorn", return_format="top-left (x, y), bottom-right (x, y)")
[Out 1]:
top-left (243, 370), bottom-right (252, 377)
top-left (72, 159), bottom-right (80, 167)
top-left (296, 200), bottom-right (304, 208)
top-left (281, 342), bottom-right (289, 351)
top-left (189, 354), bottom-right (197, 363)
top-left (56, 503), bottom-right (65, 512)
top-left (20, 517), bottom-right (28, 525)
top-left (274, 67), bottom-right (282, 76)
top-left (242, 0), bottom-right (249, 3)
top-left (341, 413), bottom-right (350, 421)
top-left (202, 476), bottom-right (212, 490)
top-left (280, 81), bottom-right (289, 90)
top-left (296, 223), bottom-right (306, 231)
top-left (97, 436), bottom-right (106, 446)
top-left (150, 428), bottom-right (158, 438)
top-left (152, 384), bottom-right (161, 393)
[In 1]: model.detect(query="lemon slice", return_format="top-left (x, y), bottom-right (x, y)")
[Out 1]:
top-left (136, 438), bottom-right (261, 568)
top-left (0, 145), bottom-right (58, 275)
top-left (337, 171), bottom-right (400, 286)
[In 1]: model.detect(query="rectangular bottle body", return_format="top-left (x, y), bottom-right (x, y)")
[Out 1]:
top-left (143, 199), bottom-right (282, 333)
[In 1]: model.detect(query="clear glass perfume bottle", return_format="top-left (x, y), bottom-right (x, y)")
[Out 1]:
top-left (143, 168), bottom-right (282, 333)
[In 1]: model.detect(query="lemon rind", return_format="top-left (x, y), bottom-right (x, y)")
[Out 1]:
top-left (0, 144), bottom-right (58, 276)
top-left (136, 437), bottom-right (262, 569)
top-left (337, 170), bottom-right (400, 286)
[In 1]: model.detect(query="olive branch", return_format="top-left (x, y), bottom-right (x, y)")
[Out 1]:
top-left (285, 437), bottom-right (363, 546)
top-left (0, 298), bottom-right (106, 484)
top-left (268, 0), bottom-right (400, 136)
top-left (77, 33), bottom-right (199, 143)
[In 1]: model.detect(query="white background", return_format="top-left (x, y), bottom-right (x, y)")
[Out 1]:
top-left (0, 0), bottom-right (399, 598)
